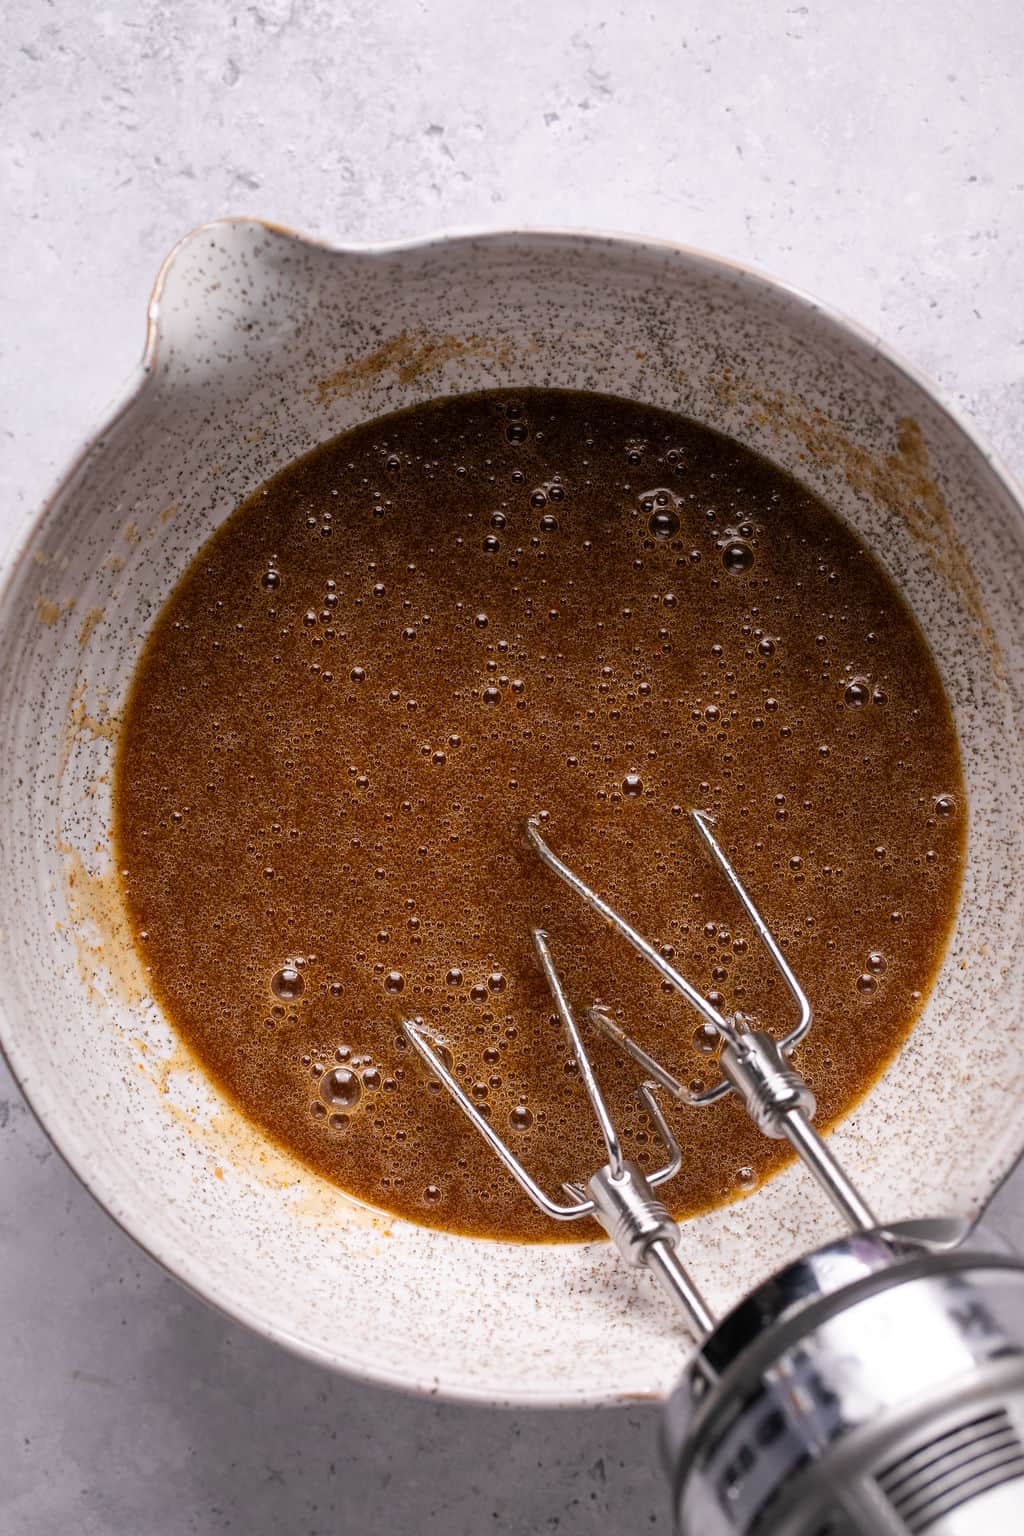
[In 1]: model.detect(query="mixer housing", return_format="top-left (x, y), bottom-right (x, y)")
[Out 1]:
top-left (663, 1228), bottom-right (1024, 1535)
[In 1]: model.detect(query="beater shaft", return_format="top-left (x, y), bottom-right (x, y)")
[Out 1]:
top-left (645, 1239), bottom-right (717, 1336)
top-left (716, 1021), bottom-right (880, 1229)
top-left (780, 1105), bottom-right (878, 1231)
top-left (581, 1159), bottom-right (716, 1334)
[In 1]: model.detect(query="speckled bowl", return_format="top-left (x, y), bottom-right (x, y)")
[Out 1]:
top-left (1, 221), bottom-right (1022, 1405)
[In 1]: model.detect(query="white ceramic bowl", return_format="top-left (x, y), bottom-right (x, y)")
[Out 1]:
top-left (1, 222), bottom-right (1022, 1405)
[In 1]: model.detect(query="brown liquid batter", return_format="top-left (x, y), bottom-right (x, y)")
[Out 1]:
top-left (115, 390), bottom-right (964, 1240)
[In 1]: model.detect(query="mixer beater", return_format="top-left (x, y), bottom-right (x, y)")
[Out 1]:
top-left (403, 813), bottom-right (1024, 1536)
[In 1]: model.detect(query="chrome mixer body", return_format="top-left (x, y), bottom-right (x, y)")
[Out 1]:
top-left (403, 813), bottom-right (1024, 1536)
top-left (666, 1226), bottom-right (1024, 1535)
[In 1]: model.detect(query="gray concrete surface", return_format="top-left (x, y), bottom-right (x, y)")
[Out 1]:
top-left (2, 2), bottom-right (1023, 1531)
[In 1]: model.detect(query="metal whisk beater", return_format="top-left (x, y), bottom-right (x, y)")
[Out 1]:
top-left (404, 809), bottom-right (876, 1331)
top-left (403, 812), bottom-right (1024, 1536)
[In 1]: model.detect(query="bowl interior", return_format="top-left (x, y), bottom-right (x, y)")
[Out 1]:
top-left (1, 223), bottom-right (1022, 1404)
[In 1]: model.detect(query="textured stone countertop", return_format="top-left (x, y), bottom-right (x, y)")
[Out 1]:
top-left (2, 2), bottom-right (1022, 1531)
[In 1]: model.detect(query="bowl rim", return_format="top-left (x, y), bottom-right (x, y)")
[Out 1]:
top-left (2, 218), bottom-right (1023, 1407)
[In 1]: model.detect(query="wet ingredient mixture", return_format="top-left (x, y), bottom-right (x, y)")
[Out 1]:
top-left (115, 390), bottom-right (965, 1240)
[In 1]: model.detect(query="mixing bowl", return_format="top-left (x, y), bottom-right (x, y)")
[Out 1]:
top-left (1, 222), bottom-right (1022, 1404)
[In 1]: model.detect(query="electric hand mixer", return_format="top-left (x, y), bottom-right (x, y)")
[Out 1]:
top-left (403, 813), bottom-right (1024, 1535)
